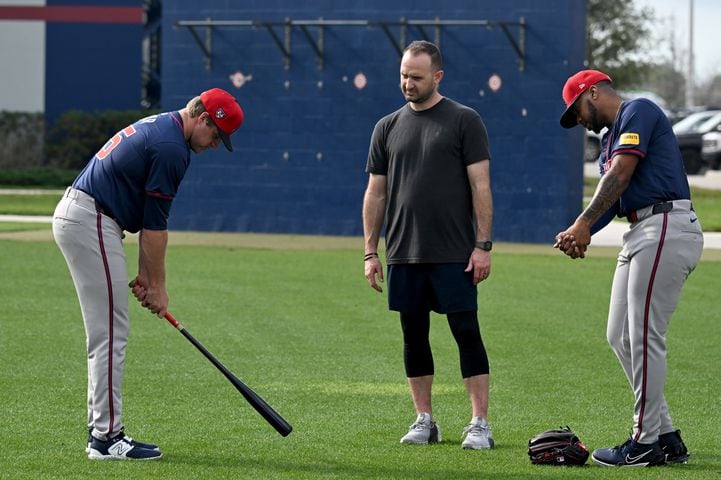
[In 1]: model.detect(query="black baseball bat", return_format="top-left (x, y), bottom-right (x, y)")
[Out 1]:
top-left (164, 311), bottom-right (293, 437)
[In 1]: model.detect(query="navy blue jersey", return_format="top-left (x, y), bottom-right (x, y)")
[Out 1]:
top-left (599, 99), bottom-right (690, 216)
top-left (72, 112), bottom-right (190, 233)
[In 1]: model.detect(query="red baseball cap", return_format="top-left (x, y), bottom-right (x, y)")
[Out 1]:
top-left (560, 70), bottom-right (612, 128)
top-left (200, 88), bottom-right (244, 151)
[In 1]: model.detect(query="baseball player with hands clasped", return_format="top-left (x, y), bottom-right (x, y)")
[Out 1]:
top-left (363, 41), bottom-right (495, 450)
top-left (555, 70), bottom-right (703, 467)
top-left (53, 88), bottom-right (243, 460)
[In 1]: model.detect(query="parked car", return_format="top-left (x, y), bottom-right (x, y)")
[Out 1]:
top-left (582, 104), bottom-right (720, 174)
top-left (673, 109), bottom-right (721, 135)
top-left (668, 105), bottom-right (721, 125)
top-left (673, 110), bottom-right (721, 175)
top-left (584, 130), bottom-right (603, 163)
top-left (701, 122), bottom-right (721, 170)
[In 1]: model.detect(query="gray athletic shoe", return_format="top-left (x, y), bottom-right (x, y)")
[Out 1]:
top-left (400, 412), bottom-right (442, 444)
top-left (461, 417), bottom-right (494, 449)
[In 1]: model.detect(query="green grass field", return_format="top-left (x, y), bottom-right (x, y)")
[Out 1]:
top-left (0, 192), bottom-right (64, 216)
top-left (0, 222), bottom-right (52, 233)
top-left (1, 234), bottom-right (720, 479)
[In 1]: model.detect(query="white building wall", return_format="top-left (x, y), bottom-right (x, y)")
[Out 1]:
top-left (0, 0), bottom-right (45, 112)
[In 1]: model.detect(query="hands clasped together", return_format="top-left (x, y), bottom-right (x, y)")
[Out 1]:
top-left (554, 221), bottom-right (591, 259)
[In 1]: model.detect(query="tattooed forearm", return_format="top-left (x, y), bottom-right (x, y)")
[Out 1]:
top-left (580, 172), bottom-right (627, 224)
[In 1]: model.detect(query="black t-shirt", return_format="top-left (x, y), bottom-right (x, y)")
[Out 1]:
top-left (366, 98), bottom-right (491, 264)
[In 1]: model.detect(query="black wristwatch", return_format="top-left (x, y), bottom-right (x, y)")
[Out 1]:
top-left (475, 240), bottom-right (493, 251)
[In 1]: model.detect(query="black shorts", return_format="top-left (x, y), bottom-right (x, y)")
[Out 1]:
top-left (387, 263), bottom-right (477, 314)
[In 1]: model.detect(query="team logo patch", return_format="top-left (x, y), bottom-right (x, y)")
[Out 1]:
top-left (619, 133), bottom-right (640, 145)
top-left (215, 107), bottom-right (226, 119)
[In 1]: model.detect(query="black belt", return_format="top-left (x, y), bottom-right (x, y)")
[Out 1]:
top-left (626, 201), bottom-right (674, 223)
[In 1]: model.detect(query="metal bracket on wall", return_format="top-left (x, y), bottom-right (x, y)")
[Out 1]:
top-left (175, 17), bottom-right (526, 71)
top-left (375, 18), bottom-right (526, 72)
top-left (175, 18), bottom-right (296, 70)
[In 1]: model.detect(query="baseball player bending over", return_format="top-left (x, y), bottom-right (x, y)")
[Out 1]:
top-left (53, 88), bottom-right (244, 460)
top-left (555, 70), bottom-right (702, 467)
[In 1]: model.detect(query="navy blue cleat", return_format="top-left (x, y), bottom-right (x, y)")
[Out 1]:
top-left (86, 427), bottom-right (159, 453)
top-left (592, 437), bottom-right (665, 467)
top-left (659, 430), bottom-right (690, 464)
top-left (87, 431), bottom-right (162, 460)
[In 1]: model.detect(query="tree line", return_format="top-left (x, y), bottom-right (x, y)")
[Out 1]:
top-left (587, 0), bottom-right (721, 111)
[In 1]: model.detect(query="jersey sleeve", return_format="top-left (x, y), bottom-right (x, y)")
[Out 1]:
top-left (610, 100), bottom-right (658, 160)
top-left (366, 118), bottom-right (389, 175)
top-left (460, 110), bottom-right (491, 166)
top-left (142, 142), bottom-right (190, 230)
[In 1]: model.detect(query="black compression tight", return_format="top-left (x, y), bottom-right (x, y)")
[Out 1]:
top-left (400, 310), bottom-right (489, 378)
top-left (400, 311), bottom-right (434, 377)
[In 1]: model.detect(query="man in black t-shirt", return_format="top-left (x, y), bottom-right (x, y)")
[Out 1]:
top-left (363, 41), bottom-right (495, 449)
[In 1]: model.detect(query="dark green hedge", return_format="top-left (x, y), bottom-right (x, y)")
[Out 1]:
top-left (0, 109), bottom-right (159, 186)
top-left (46, 109), bottom-right (159, 170)
top-left (0, 167), bottom-right (79, 187)
top-left (0, 111), bottom-right (44, 169)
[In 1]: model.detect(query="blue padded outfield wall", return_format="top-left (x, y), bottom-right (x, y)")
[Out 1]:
top-left (164, 0), bottom-right (587, 243)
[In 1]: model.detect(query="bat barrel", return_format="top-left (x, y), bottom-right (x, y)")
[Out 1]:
top-left (179, 328), bottom-right (293, 436)
top-left (129, 285), bottom-right (292, 434)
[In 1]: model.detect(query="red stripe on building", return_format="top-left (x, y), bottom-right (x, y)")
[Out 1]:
top-left (0, 6), bottom-right (144, 24)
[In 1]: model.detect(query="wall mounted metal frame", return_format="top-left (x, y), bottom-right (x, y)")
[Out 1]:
top-left (175, 17), bottom-right (526, 71)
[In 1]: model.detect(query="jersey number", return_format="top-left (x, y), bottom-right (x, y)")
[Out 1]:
top-left (95, 126), bottom-right (137, 160)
